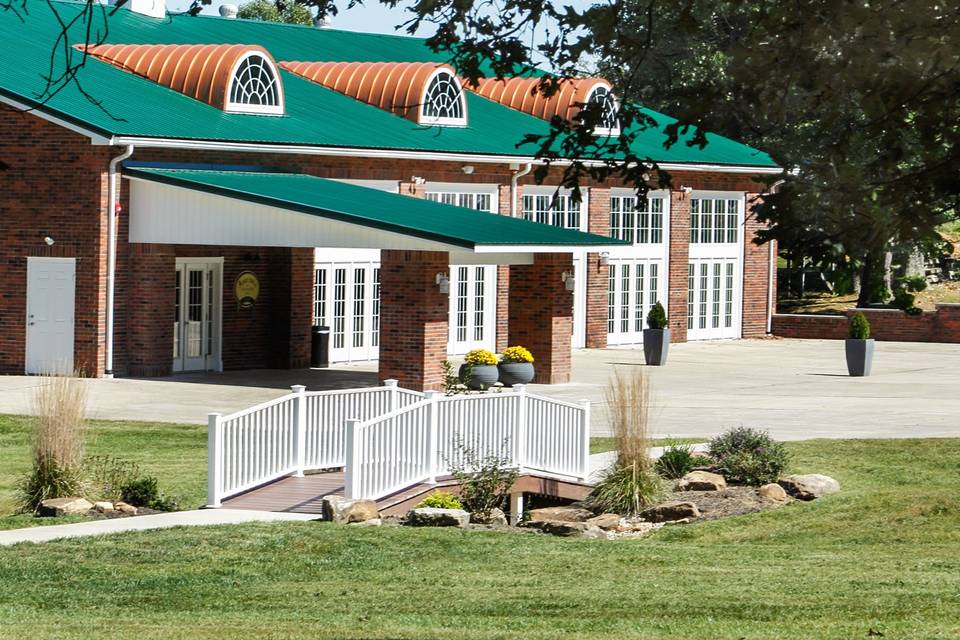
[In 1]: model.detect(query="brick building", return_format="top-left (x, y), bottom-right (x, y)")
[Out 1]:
top-left (0, 1), bottom-right (780, 391)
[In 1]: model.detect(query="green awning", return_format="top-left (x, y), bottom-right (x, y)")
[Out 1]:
top-left (123, 166), bottom-right (628, 252)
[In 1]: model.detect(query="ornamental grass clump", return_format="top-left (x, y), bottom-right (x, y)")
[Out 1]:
top-left (18, 373), bottom-right (88, 512)
top-left (499, 346), bottom-right (534, 364)
top-left (589, 369), bottom-right (662, 515)
top-left (708, 427), bottom-right (789, 485)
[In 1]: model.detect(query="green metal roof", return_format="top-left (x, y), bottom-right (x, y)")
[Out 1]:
top-left (123, 166), bottom-right (629, 249)
top-left (0, 1), bottom-right (778, 169)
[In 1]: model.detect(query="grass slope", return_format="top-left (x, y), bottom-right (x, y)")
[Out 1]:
top-left (0, 415), bottom-right (207, 529)
top-left (1, 438), bottom-right (958, 639)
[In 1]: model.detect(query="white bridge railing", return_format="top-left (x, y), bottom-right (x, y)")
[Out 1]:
top-left (344, 386), bottom-right (590, 501)
top-left (207, 380), bottom-right (423, 507)
top-left (208, 381), bottom-right (590, 507)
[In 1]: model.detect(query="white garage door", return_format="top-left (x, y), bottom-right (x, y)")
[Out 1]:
top-left (686, 193), bottom-right (744, 340)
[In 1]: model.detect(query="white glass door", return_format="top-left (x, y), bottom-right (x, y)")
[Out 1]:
top-left (314, 260), bottom-right (380, 363)
top-left (606, 259), bottom-right (664, 345)
top-left (448, 265), bottom-right (497, 355)
top-left (173, 259), bottom-right (221, 372)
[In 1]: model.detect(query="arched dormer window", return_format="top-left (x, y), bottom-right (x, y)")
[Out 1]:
top-left (420, 69), bottom-right (467, 126)
top-left (587, 83), bottom-right (619, 136)
top-left (226, 52), bottom-right (285, 115)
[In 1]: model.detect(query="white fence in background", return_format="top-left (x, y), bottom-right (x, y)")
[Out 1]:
top-left (207, 380), bottom-right (424, 507)
top-left (344, 387), bottom-right (591, 501)
top-left (208, 382), bottom-right (590, 507)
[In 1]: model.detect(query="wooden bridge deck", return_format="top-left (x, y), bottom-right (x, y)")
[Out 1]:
top-left (222, 471), bottom-right (594, 517)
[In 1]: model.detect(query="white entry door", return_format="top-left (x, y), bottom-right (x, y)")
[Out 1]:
top-left (25, 257), bottom-right (75, 374)
top-left (448, 264), bottom-right (497, 355)
top-left (174, 259), bottom-right (222, 373)
top-left (314, 256), bottom-right (381, 363)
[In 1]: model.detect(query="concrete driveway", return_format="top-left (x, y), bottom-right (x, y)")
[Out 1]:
top-left (1, 339), bottom-right (958, 440)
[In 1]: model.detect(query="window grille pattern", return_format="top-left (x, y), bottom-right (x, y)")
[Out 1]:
top-left (228, 54), bottom-right (282, 113)
top-left (690, 197), bottom-right (740, 244)
top-left (421, 71), bottom-right (465, 124)
top-left (425, 191), bottom-right (492, 211)
top-left (610, 195), bottom-right (664, 243)
top-left (606, 259), bottom-right (663, 343)
top-left (587, 85), bottom-right (619, 133)
top-left (687, 259), bottom-right (739, 338)
top-left (522, 194), bottom-right (581, 229)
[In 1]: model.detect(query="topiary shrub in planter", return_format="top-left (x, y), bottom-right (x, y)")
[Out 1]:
top-left (642, 302), bottom-right (671, 366)
top-left (846, 311), bottom-right (875, 376)
top-left (498, 345), bottom-right (535, 386)
top-left (707, 427), bottom-right (789, 486)
top-left (459, 349), bottom-right (499, 390)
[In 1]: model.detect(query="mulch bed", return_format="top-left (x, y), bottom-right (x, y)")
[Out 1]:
top-left (664, 486), bottom-right (790, 521)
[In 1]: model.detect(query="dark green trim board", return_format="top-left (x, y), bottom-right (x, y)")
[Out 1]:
top-left (0, 1), bottom-right (778, 169)
top-left (123, 167), bottom-right (629, 249)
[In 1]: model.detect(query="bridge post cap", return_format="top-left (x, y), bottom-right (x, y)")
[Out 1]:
top-left (383, 379), bottom-right (399, 387)
top-left (290, 384), bottom-right (307, 393)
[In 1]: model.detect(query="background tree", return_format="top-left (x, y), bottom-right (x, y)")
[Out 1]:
top-left (237, 0), bottom-right (313, 25)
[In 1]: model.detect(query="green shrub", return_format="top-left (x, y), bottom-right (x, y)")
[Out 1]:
top-left (442, 360), bottom-right (470, 396)
top-left (416, 491), bottom-right (463, 510)
top-left (892, 275), bottom-right (927, 315)
top-left (707, 427), bottom-right (789, 485)
top-left (120, 476), bottom-right (160, 508)
top-left (646, 302), bottom-right (668, 329)
top-left (447, 443), bottom-right (518, 517)
top-left (85, 455), bottom-right (142, 502)
top-left (654, 441), bottom-right (698, 479)
top-left (849, 311), bottom-right (871, 339)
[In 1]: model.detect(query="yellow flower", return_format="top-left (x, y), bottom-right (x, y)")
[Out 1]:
top-left (464, 349), bottom-right (498, 366)
top-left (500, 345), bottom-right (534, 364)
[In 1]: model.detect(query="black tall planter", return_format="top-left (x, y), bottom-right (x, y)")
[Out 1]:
top-left (845, 338), bottom-right (874, 376)
top-left (642, 328), bottom-right (671, 366)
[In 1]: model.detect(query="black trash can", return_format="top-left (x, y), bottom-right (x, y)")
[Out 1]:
top-left (311, 325), bottom-right (330, 368)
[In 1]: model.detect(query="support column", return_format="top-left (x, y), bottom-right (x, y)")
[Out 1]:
top-left (379, 250), bottom-right (450, 391)
top-left (742, 193), bottom-right (776, 338)
top-left (508, 252), bottom-right (573, 384)
top-left (127, 243), bottom-right (176, 377)
top-left (667, 190), bottom-right (690, 343)
top-left (585, 186), bottom-right (610, 349)
top-left (496, 183), bottom-right (515, 352)
top-left (270, 247), bottom-right (313, 369)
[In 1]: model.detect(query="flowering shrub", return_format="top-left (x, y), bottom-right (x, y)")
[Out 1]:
top-left (464, 349), bottom-right (497, 366)
top-left (500, 346), bottom-right (534, 364)
top-left (708, 427), bottom-right (789, 485)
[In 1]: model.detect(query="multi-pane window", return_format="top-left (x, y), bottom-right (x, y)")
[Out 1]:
top-left (456, 266), bottom-right (469, 342)
top-left (312, 269), bottom-right (327, 326)
top-left (332, 268), bottom-right (346, 349)
top-left (371, 268), bottom-right (381, 347)
top-left (352, 268), bottom-right (365, 348)
top-left (426, 191), bottom-right (493, 211)
top-left (687, 259), bottom-right (739, 338)
top-left (587, 85), bottom-right (619, 134)
top-left (687, 264), bottom-right (695, 330)
top-left (610, 195), bottom-right (664, 243)
top-left (227, 54), bottom-right (283, 115)
top-left (606, 259), bottom-right (662, 343)
top-left (473, 267), bottom-right (485, 342)
top-left (607, 264), bottom-right (617, 333)
top-left (522, 194), bottom-right (581, 229)
top-left (690, 197), bottom-right (740, 244)
top-left (421, 71), bottom-right (466, 125)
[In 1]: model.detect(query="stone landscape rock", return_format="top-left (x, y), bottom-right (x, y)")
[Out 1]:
top-left (640, 501), bottom-right (701, 523)
top-left (675, 470), bottom-right (727, 492)
top-left (350, 518), bottom-right (382, 527)
top-left (470, 508), bottom-right (508, 526)
top-left (778, 474), bottom-right (841, 501)
top-left (526, 506), bottom-right (593, 522)
top-left (114, 501), bottom-right (138, 515)
top-left (38, 497), bottom-right (94, 517)
top-left (758, 483), bottom-right (788, 502)
top-left (406, 507), bottom-right (471, 527)
top-left (586, 513), bottom-right (622, 530)
top-left (538, 521), bottom-right (590, 537)
top-left (322, 495), bottom-right (380, 523)
top-left (93, 501), bottom-right (115, 513)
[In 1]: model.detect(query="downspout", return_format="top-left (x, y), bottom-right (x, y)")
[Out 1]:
top-left (510, 162), bottom-right (533, 217)
top-left (105, 144), bottom-right (135, 378)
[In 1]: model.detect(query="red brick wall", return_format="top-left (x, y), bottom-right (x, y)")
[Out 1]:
top-left (584, 187), bottom-right (610, 349)
top-left (0, 104), bottom-right (110, 375)
top-left (772, 305), bottom-right (960, 343)
top-left (378, 250), bottom-right (450, 391)
top-left (741, 193), bottom-right (775, 338)
top-left (509, 253), bottom-right (574, 384)
top-left (667, 190), bottom-right (691, 342)
top-left (495, 183), bottom-right (514, 351)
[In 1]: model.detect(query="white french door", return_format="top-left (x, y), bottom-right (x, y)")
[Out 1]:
top-left (25, 257), bottom-right (75, 374)
top-left (313, 258), bottom-right (380, 363)
top-left (448, 264), bottom-right (497, 355)
top-left (607, 259), bottom-right (665, 345)
top-left (173, 259), bottom-right (222, 373)
top-left (686, 192), bottom-right (744, 341)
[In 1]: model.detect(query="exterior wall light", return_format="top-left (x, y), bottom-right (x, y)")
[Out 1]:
top-left (561, 271), bottom-right (575, 292)
top-left (43, 236), bottom-right (55, 246)
top-left (461, 165), bottom-right (475, 175)
top-left (599, 252), bottom-right (610, 266)
top-left (435, 272), bottom-right (450, 294)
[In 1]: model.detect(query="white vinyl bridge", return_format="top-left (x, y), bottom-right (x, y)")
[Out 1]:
top-left (207, 380), bottom-right (592, 508)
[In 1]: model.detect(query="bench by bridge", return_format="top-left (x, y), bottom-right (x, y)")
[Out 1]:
top-left (207, 381), bottom-right (594, 520)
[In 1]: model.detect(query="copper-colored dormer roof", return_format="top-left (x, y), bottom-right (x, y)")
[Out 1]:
top-left (472, 76), bottom-right (611, 123)
top-left (280, 61), bottom-right (456, 123)
top-left (83, 43), bottom-right (282, 112)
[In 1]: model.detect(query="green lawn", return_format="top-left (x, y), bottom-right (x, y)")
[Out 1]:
top-left (1, 437), bottom-right (958, 639)
top-left (0, 414), bottom-right (207, 529)
top-left (590, 437), bottom-right (705, 454)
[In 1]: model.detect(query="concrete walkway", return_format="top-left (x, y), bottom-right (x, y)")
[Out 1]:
top-left (0, 509), bottom-right (319, 546)
top-left (1, 339), bottom-right (959, 440)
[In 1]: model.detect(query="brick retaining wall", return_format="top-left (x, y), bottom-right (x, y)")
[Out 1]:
top-left (772, 305), bottom-right (960, 343)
